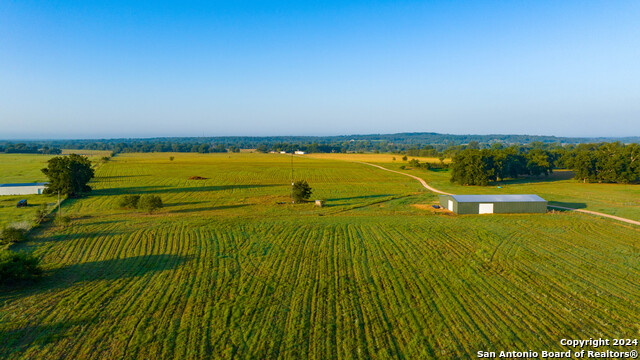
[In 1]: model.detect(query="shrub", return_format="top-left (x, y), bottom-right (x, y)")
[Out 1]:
top-left (1, 227), bottom-right (27, 245)
top-left (0, 251), bottom-right (42, 285)
top-left (169, 156), bottom-right (175, 161)
top-left (55, 215), bottom-right (72, 229)
top-left (292, 180), bottom-right (312, 203)
top-left (139, 195), bottom-right (163, 214)
top-left (34, 204), bottom-right (49, 225)
top-left (118, 195), bottom-right (141, 209)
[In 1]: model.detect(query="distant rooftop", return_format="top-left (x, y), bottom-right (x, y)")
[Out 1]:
top-left (0, 182), bottom-right (48, 187)
top-left (450, 194), bottom-right (547, 202)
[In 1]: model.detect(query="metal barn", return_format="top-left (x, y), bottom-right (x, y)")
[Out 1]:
top-left (0, 182), bottom-right (48, 196)
top-left (439, 194), bottom-right (548, 215)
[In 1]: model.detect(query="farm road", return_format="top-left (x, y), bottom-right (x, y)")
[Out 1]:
top-left (547, 205), bottom-right (640, 227)
top-left (355, 161), bottom-right (640, 227)
top-left (353, 161), bottom-right (452, 195)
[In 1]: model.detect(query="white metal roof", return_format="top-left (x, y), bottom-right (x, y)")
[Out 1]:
top-left (0, 182), bottom-right (48, 187)
top-left (450, 194), bottom-right (547, 203)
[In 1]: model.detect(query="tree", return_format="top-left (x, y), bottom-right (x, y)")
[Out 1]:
top-left (1, 227), bottom-right (27, 245)
top-left (0, 251), bottom-right (42, 285)
top-left (139, 195), bottom-right (163, 214)
top-left (118, 195), bottom-right (141, 209)
top-left (292, 180), bottom-right (312, 203)
top-left (450, 149), bottom-right (495, 186)
top-left (41, 154), bottom-right (95, 197)
top-left (169, 156), bottom-right (175, 161)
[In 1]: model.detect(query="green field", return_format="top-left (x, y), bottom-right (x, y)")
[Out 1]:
top-left (1, 153), bottom-right (640, 359)
top-left (0, 152), bottom-right (109, 229)
top-left (0, 154), bottom-right (57, 229)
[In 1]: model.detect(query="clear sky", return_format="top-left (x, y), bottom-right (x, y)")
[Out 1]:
top-left (1, 0), bottom-right (639, 139)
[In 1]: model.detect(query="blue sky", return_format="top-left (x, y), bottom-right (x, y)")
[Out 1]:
top-left (1, 0), bottom-right (639, 139)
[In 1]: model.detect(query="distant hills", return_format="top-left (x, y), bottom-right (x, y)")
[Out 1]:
top-left (2, 133), bottom-right (639, 155)
top-left (20, 132), bottom-right (639, 146)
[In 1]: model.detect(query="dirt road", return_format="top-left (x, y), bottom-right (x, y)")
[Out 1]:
top-left (357, 161), bottom-right (639, 227)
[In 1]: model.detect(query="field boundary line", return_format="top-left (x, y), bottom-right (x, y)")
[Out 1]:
top-left (548, 205), bottom-right (640, 227)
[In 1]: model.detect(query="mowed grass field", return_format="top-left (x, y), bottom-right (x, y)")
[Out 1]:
top-left (1, 152), bottom-right (640, 359)
top-left (0, 154), bottom-right (57, 229)
top-left (306, 153), bottom-right (451, 164)
top-left (309, 153), bottom-right (640, 222)
top-left (0, 152), bottom-right (108, 228)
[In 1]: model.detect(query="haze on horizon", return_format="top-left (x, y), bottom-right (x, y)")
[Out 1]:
top-left (1, 1), bottom-right (639, 140)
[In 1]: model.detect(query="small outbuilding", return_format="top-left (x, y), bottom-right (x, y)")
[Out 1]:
top-left (439, 194), bottom-right (547, 215)
top-left (0, 182), bottom-right (48, 196)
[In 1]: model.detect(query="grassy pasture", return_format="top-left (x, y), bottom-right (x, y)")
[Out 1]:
top-left (0, 152), bottom-right (109, 228)
top-left (1, 152), bottom-right (640, 359)
top-left (307, 153), bottom-right (640, 221)
top-left (394, 164), bottom-right (640, 221)
top-left (0, 154), bottom-right (58, 228)
top-left (306, 153), bottom-right (451, 164)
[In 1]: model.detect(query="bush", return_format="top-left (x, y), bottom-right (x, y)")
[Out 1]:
top-left (55, 215), bottom-right (72, 229)
top-left (169, 156), bottom-right (175, 161)
top-left (1, 227), bottom-right (27, 245)
top-left (139, 195), bottom-right (163, 214)
top-left (34, 204), bottom-right (49, 225)
top-left (118, 195), bottom-right (141, 209)
top-left (0, 251), bottom-right (42, 285)
top-left (292, 180), bottom-right (312, 203)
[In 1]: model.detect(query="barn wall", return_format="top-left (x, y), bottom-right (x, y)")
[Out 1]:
top-left (493, 201), bottom-right (547, 214)
top-left (439, 195), bottom-right (548, 214)
top-left (0, 186), bottom-right (46, 196)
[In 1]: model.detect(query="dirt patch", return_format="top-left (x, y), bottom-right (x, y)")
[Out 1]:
top-left (188, 176), bottom-right (208, 180)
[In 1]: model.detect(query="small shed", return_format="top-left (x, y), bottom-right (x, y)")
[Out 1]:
top-left (295, 151), bottom-right (306, 155)
top-left (439, 194), bottom-right (547, 215)
top-left (0, 182), bottom-right (48, 196)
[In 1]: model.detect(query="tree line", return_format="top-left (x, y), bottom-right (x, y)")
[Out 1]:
top-left (450, 143), bottom-right (640, 185)
top-left (6, 132), bottom-right (639, 155)
top-left (0, 143), bottom-right (61, 154)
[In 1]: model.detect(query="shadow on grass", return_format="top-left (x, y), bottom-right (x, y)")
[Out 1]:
top-left (548, 201), bottom-right (587, 210)
top-left (324, 194), bottom-right (393, 207)
top-left (170, 204), bottom-right (249, 213)
top-left (97, 174), bottom-right (151, 179)
top-left (0, 318), bottom-right (91, 357)
top-left (0, 254), bottom-right (191, 301)
top-left (494, 171), bottom-right (575, 185)
top-left (92, 184), bottom-right (280, 196)
top-left (165, 201), bottom-right (207, 207)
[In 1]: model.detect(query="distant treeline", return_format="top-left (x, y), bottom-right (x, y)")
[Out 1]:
top-left (4, 132), bottom-right (638, 155)
top-left (450, 142), bottom-right (640, 185)
top-left (0, 143), bottom-right (61, 154)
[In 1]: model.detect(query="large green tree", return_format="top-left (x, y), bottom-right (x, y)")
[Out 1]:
top-left (41, 154), bottom-right (95, 197)
top-left (292, 180), bottom-right (312, 203)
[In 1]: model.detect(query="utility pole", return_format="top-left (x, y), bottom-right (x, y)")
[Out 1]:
top-left (58, 190), bottom-right (61, 217)
top-left (290, 153), bottom-right (294, 203)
